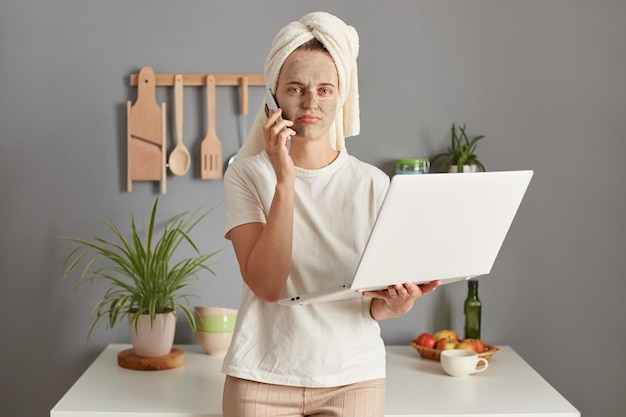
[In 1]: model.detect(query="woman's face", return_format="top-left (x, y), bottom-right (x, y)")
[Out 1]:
top-left (275, 49), bottom-right (339, 142)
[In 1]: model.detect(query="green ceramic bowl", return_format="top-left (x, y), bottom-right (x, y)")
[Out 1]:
top-left (194, 307), bottom-right (237, 333)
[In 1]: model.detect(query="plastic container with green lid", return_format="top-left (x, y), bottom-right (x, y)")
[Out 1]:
top-left (395, 158), bottom-right (430, 175)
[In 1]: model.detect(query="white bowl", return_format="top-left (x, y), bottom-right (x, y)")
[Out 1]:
top-left (194, 306), bottom-right (238, 317)
top-left (194, 330), bottom-right (233, 357)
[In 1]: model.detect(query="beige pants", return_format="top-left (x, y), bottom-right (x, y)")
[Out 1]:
top-left (222, 375), bottom-right (386, 417)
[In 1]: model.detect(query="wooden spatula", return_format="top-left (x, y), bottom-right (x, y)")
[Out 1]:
top-left (201, 74), bottom-right (223, 179)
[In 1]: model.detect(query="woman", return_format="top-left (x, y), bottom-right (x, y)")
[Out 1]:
top-left (222, 12), bottom-right (439, 417)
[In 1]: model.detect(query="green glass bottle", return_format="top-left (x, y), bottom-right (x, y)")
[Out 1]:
top-left (464, 280), bottom-right (482, 339)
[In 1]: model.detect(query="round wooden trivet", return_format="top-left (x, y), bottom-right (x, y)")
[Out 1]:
top-left (117, 348), bottom-right (184, 371)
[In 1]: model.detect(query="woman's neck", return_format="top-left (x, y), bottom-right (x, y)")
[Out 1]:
top-left (290, 136), bottom-right (340, 169)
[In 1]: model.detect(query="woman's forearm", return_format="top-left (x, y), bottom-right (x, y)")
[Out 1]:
top-left (242, 182), bottom-right (295, 301)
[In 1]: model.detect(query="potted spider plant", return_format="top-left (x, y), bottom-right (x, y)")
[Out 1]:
top-left (62, 198), bottom-right (221, 357)
top-left (431, 123), bottom-right (486, 173)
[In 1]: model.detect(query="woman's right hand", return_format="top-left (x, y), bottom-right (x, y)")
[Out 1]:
top-left (263, 108), bottom-right (297, 183)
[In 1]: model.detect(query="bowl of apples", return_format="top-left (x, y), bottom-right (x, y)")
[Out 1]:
top-left (411, 329), bottom-right (499, 362)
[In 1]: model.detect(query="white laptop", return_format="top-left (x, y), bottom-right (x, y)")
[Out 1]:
top-left (278, 170), bottom-right (533, 306)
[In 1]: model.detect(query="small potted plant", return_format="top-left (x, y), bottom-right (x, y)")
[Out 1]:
top-left (431, 123), bottom-right (486, 173)
top-left (62, 198), bottom-right (221, 357)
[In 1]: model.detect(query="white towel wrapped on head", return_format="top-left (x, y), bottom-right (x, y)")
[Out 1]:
top-left (237, 11), bottom-right (360, 159)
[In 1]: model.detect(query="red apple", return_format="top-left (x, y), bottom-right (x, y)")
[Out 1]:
top-left (414, 332), bottom-right (436, 349)
top-left (456, 340), bottom-right (477, 352)
top-left (436, 338), bottom-right (458, 350)
top-left (456, 339), bottom-right (486, 353)
top-left (433, 329), bottom-right (459, 343)
top-left (471, 339), bottom-right (485, 353)
top-left (472, 339), bottom-right (486, 353)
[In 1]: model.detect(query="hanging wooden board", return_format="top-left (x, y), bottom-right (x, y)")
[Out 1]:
top-left (127, 66), bottom-right (166, 193)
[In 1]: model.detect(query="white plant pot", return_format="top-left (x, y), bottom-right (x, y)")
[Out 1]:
top-left (449, 164), bottom-right (479, 173)
top-left (129, 312), bottom-right (176, 357)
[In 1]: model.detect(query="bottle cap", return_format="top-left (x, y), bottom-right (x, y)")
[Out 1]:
top-left (394, 158), bottom-right (430, 166)
top-left (468, 280), bottom-right (478, 288)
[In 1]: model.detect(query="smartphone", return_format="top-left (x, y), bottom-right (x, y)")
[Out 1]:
top-left (265, 88), bottom-right (292, 152)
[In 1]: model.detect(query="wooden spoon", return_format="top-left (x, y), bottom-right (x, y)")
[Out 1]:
top-left (168, 74), bottom-right (190, 176)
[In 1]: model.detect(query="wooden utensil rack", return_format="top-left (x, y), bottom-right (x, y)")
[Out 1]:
top-left (127, 70), bottom-right (265, 193)
top-left (130, 73), bottom-right (265, 87)
top-left (130, 71), bottom-right (265, 118)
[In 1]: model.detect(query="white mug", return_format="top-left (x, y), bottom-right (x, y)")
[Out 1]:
top-left (440, 349), bottom-right (489, 377)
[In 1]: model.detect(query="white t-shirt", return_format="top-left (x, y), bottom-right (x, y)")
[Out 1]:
top-left (221, 150), bottom-right (390, 387)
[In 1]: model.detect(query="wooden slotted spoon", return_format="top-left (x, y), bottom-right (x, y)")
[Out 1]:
top-left (201, 74), bottom-right (223, 179)
top-left (168, 74), bottom-right (191, 176)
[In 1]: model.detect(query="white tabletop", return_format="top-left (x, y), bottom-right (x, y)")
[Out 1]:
top-left (384, 346), bottom-right (579, 417)
top-left (51, 344), bottom-right (579, 417)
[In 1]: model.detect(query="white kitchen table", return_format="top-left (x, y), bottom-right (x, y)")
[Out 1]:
top-left (51, 344), bottom-right (580, 417)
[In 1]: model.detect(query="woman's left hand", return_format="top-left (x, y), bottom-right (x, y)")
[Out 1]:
top-left (365, 281), bottom-right (440, 320)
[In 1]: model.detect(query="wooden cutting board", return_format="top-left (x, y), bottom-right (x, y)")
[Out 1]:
top-left (117, 348), bottom-right (184, 371)
top-left (127, 66), bottom-right (166, 193)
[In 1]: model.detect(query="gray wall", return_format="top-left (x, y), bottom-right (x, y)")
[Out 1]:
top-left (1, 1), bottom-right (624, 416)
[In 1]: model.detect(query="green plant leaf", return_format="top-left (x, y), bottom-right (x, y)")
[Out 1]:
top-left (62, 198), bottom-right (222, 341)
top-left (431, 123), bottom-right (486, 172)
